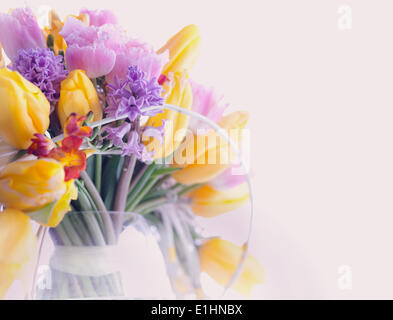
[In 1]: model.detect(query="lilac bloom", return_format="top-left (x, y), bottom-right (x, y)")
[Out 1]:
top-left (80, 8), bottom-right (118, 26)
top-left (0, 7), bottom-right (46, 60)
top-left (10, 48), bottom-right (68, 105)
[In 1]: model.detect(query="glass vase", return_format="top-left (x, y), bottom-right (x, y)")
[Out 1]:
top-left (34, 211), bottom-right (174, 300)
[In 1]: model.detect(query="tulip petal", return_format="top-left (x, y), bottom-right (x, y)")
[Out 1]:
top-left (65, 44), bottom-right (116, 79)
top-left (0, 8), bottom-right (46, 59)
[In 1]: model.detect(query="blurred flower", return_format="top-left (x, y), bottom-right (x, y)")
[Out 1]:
top-left (0, 159), bottom-right (66, 212)
top-left (0, 209), bottom-right (37, 299)
top-left (79, 8), bottom-right (117, 26)
top-left (106, 65), bottom-right (163, 121)
top-left (0, 7), bottom-right (46, 60)
top-left (172, 111), bottom-right (249, 185)
top-left (158, 24), bottom-right (201, 75)
top-left (10, 48), bottom-right (68, 105)
top-left (199, 238), bottom-right (264, 296)
top-left (187, 182), bottom-right (249, 218)
top-left (60, 17), bottom-right (116, 78)
top-left (0, 68), bottom-right (50, 149)
top-left (188, 80), bottom-right (228, 132)
top-left (57, 70), bottom-right (103, 128)
top-left (145, 71), bottom-right (192, 159)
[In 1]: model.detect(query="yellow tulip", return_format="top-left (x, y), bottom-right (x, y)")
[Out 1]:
top-left (145, 72), bottom-right (192, 159)
top-left (0, 159), bottom-right (67, 212)
top-left (57, 69), bottom-right (103, 128)
top-left (0, 209), bottom-right (37, 299)
top-left (199, 238), bottom-right (264, 296)
top-left (187, 183), bottom-right (249, 218)
top-left (172, 111), bottom-right (249, 185)
top-left (158, 24), bottom-right (201, 75)
top-left (0, 68), bottom-right (50, 149)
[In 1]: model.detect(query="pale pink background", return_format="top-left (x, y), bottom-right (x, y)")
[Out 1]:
top-left (3, 0), bottom-right (393, 299)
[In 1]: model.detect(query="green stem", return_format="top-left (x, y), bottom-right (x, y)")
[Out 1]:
top-left (95, 154), bottom-right (102, 193)
top-left (128, 164), bottom-right (147, 193)
top-left (80, 171), bottom-right (116, 244)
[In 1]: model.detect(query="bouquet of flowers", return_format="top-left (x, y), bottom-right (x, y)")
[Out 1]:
top-left (0, 7), bottom-right (264, 299)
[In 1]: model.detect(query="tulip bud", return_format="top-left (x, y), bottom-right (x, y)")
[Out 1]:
top-left (145, 72), bottom-right (192, 159)
top-left (0, 68), bottom-right (50, 149)
top-left (0, 159), bottom-right (67, 212)
top-left (57, 70), bottom-right (103, 128)
top-left (158, 24), bottom-right (201, 75)
top-left (198, 238), bottom-right (264, 296)
top-left (172, 111), bottom-right (249, 185)
top-left (0, 209), bottom-right (37, 299)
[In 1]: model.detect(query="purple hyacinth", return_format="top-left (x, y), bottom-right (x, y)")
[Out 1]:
top-left (103, 119), bottom-right (166, 162)
top-left (10, 48), bottom-right (68, 104)
top-left (106, 65), bottom-right (164, 121)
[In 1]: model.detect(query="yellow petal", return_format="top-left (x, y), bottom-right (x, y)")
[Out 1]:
top-left (172, 111), bottom-right (249, 185)
top-left (0, 68), bottom-right (50, 149)
top-left (199, 238), bottom-right (264, 296)
top-left (188, 183), bottom-right (249, 217)
top-left (42, 180), bottom-right (77, 227)
top-left (145, 72), bottom-right (192, 159)
top-left (0, 159), bottom-right (66, 211)
top-left (158, 25), bottom-right (201, 75)
top-left (0, 209), bottom-right (37, 299)
top-left (57, 70), bottom-right (103, 128)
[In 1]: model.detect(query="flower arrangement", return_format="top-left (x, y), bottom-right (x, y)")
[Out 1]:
top-left (0, 7), bottom-right (264, 299)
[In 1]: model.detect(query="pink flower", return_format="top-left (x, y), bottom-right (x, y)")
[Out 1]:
top-left (60, 17), bottom-right (116, 78)
top-left (80, 8), bottom-right (118, 26)
top-left (60, 18), bottom-right (167, 81)
top-left (189, 80), bottom-right (229, 132)
top-left (0, 7), bottom-right (46, 59)
top-left (106, 39), bottom-right (168, 83)
top-left (209, 164), bottom-right (247, 190)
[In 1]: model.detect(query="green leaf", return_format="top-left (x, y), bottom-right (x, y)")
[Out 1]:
top-left (150, 166), bottom-right (182, 177)
top-left (25, 201), bottom-right (57, 224)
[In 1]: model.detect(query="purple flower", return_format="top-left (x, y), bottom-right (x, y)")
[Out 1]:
top-left (80, 8), bottom-right (118, 26)
top-left (106, 65), bottom-right (164, 122)
top-left (10, 48), bottom-right (68, 104)
top-left (103, 122), bottom-right (131, 146)
top-left (0, 7), bottom-right (46, 60)
top-left (60, 17), bottom-right (116, 78)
